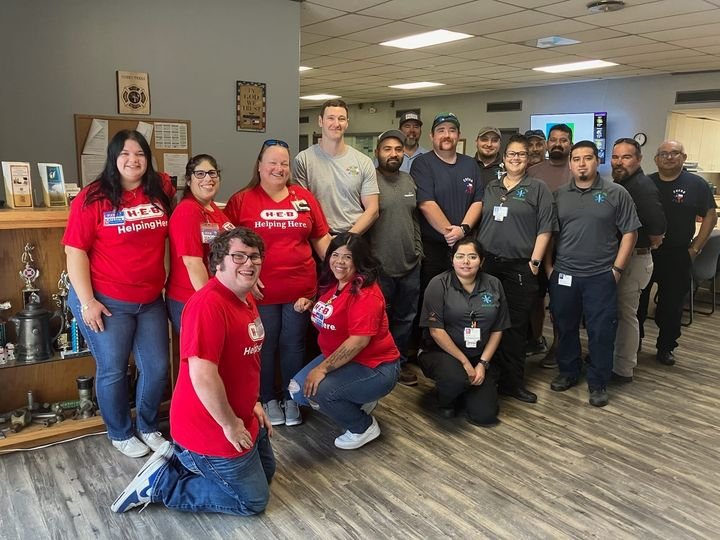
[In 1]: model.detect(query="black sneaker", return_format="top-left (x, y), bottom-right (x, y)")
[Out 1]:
top-left (540, 347), bottom-right (558, 369)
top-left (398, 365), bottom-right (419, 386)
top-left (525, 336), bottom-right (549, 357)
top-left (550, 375), bottom-right (578, 392)
top-left (656, 349), bottom-right (675, 365)
top-left (611, 372), bottom-right (633, 384)
top-left (589, 388), bottom-right (609, 407)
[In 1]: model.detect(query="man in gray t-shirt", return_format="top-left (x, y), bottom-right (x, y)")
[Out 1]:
top-left (368, 130), bottom-right (422, 386)
top-left (546, 141), bottom-right (640, 408)
top-left (293, 99), bottom-right (379, 235)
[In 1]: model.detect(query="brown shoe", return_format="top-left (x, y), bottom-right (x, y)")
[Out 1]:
top-left (398, 365), bottom-right (418, 386)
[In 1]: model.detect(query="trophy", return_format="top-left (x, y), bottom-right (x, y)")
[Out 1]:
top-left (0, 301), bottom-right (10, 349)
top-left (52, 271), bottom-right (71, 353)
top-left (19, 243), bottom-right (41, 307)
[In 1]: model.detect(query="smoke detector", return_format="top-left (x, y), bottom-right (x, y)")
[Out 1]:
top-left (587, 1), bottom-right (625, 13)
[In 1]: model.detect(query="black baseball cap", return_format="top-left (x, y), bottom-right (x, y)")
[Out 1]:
top-left (399, 112), bottom-right (422, 127)
top-left (377, 129), bottom-right (406, 146)
top-left (524, 129), bottom-right (546, 140)
top-left (432, 112), bottom-right (460, 132)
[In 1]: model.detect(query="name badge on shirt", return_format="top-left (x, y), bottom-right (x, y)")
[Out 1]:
top-left (291, 199), bottom-right (311, 212)
top-left (200, 223), bottom-right (220, 244)
top-left (103, 211), bottom-right (125, 226)
top-left (558, 273), bottom-right (573, 287)
top-left (493, 205), bottom-right (508, 222)
top-left (464, 327), bottom-right (481, 348)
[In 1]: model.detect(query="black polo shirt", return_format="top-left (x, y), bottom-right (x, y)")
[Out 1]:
top-left (411, 151), bottom-right (483, 244)
top-left (554, 175), bottom-right (641, 277)
top-left (420, 270), bottom-right (511, 359)
top-left (615, 167), bottom-right (666, 249)
top-left (477, 153), bottom-right (504, 190)
top-left (478, 174), bottom-right (556, 259)
top-left (649, 170), bottom-right (717, 250)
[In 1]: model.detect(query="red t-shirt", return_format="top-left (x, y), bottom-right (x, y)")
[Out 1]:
top-left (166, 197), bottom-right (235, 302)
top-left (62, 175), bottom-right (174, 303)
top-left (310, 281), bottom-right (399, 368)
top-left (224, 185), bottom-right (329, 305)
top-left (170, 277), bottom-right (264, 458)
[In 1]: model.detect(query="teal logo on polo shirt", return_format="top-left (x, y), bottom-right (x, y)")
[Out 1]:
top-left (480, 293), bottom-right (494, 306)
top-left (594, 192), bottom-right (608, 203)
top-left (513, 187), bottom-right (528, 201)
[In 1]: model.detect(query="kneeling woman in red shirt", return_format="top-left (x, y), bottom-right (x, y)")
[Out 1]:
top-left (289, 233), bottom-right (400, 450)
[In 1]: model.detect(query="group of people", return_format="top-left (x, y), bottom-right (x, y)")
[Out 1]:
top-left (62, 96), bottom-right (717, 517)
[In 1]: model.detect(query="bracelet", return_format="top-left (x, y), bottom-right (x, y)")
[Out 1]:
top-left (80, 298), bottom-right (96, 313)
top-left (479, 359), bottom-right (490, 369)
top-left (612, 266), bottom-right (624, 274)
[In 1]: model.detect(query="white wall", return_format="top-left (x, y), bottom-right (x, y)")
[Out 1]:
top-left (1, 0), bottom-right (300, 201)
top-left (301, 72), bottom-right (720, 176)
top-left (667, 113), bottom-right (720, 172)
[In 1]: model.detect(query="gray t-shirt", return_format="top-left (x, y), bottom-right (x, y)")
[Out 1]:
top-left (553, 175), bottom-right (641, 277)
top-left (367, 170), bottom-right (422, 277)
top-left (293, 144), bottom-right (379, 233)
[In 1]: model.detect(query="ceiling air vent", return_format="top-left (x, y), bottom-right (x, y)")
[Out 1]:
top-left (675, 90), bottom-right (720, 104)
top-left (487, 101), bottom-right (522, 112)
top-left (299, 116), bottom-right (309, 124)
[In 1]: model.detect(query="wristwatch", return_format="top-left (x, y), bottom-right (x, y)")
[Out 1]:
top-left (612, 265), bottom-right (624, 274)
top-left (531, 259), bottom-right (541, 268)
top-left (690, 245), bottom-right (702, 255)
top-left (460, 223), bottom-right (471, 236)
top-left (479, 359), bottom-right (490, 369)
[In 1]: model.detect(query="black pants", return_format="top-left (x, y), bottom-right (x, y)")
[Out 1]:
top-left (419, 350), bottom-right (499, 425)
top-left (638, 247), bottom-right (692, 352)
top-left (420, 238), bottom-right (452, 293)
top-left (484, 258), bottom-right (538, 391)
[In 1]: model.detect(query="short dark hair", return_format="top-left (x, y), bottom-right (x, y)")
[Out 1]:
top-left (184, 154), bottom-right (219, 198)
top-left (450, 237), bottom-right (486, 259)
top-left (319, 232), bottom-right (380, 294)
top-left (613, 137), bottom-right (642, 158)
top-left (505, 133), bottom-right (529, 152)
top-left (320, 99), bottom-right (349, 118)
top-left (571, 140), bottom-right (599, 158)
top-left (549, 123), bottom-right (573, 142)
top-left (208, 228), bottom-right (265, 275)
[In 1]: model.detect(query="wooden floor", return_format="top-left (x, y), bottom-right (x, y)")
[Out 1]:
top-left (1, 305), bottom-right (718, 539)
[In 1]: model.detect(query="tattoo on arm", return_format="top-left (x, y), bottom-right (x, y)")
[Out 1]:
top-left (323, 344), bottom-right (358, 372)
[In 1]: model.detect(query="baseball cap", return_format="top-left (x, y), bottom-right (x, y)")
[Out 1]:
top-left (477, 127), bottom-right (501, 138)
top-left (377, 129), bottom-right (406, 146)
top-left (524, 129), bottom-right (546, 140)
top-left (399, 112), bottom-right (422, 127)
top-left (432, 112), bottom-right (460, 132)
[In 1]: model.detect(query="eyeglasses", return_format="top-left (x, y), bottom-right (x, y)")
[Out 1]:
top-left (613, 137), bottom-right (641, 151)
top-left (453, 253), bottom-right (480, 261)
top-left (192, 169), bottom-right (220, 179)
top-left (229, 251), bottom-right (263, 265)
top-left (505, 151), bottom-right (529, 159)
top-left (263, 139), bottom-right (289, 148)
top-left (657, 150), bottom-right (683, 160)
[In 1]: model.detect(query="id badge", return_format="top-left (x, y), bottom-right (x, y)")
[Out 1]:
top-left (464, 326), bottom-right (481, 348)
top-left (291, 199), bottom-right (311, 212)
top-left (200, 223), bottom-right (220, 244)
top-left (558, 273), bottom-right (573, 287)
top-left (493, 205), bottom-right (508, 222)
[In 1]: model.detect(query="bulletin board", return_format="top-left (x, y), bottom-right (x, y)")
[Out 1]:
top-left (73, 114), bottom-right (192, 187)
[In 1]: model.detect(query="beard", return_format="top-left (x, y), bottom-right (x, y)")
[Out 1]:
top-left (380, 158), bottom-right (402, 173)
top-left (549, 147), bottom-right (566, 160)
top-left (578, 173), bottom-right (589, 181)
top-left (612, 167), bottom-right (628, 181)
top-left (404, 136), bottom-right (418, 148)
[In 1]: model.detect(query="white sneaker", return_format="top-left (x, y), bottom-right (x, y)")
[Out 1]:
top-left (361, 400), bottom-right (378, 415)
top-left (138, 431), bottom-right (169, 451)
top-left (284, 399), bottom-right (303, 426)
top-left (264, 400), bottom-right (285, 426)
top-left (111, 441), bottom-right (173, 513)
top-left (112, 436), bottom-right (150, 458)
top-left (334, 416), bottom-right (381, 450)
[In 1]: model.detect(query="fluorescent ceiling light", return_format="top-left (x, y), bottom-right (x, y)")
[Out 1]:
top-left (300, 94), bottom-right (341, 101)
top-left (389, 82), bottom-right (445, 90)
top-left (381, 29), bottom-right (472, 50)
top-left (535, 36), bottom-right (581, 49)
top-left (299, 66), bottom-right (313, 72)
top-left (533, 59), bottom-right (618, 73)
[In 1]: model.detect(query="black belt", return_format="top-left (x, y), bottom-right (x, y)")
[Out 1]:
top-left (486, 253), bottom-right (529, 264)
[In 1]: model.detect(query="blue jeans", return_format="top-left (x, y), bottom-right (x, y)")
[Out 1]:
top-left (68, 288), bottom-right (169, 440)
top-left (378, 264), bottom-right (420, 363)
top-left (166, 297), bottom-right (185, 334)
top-left (289, 354), bottom-right (400, 433)
top-left (549, 270), bottom-right (617, 390)
top-left (152, 427), bottom-right (275, 515)
top-left (258, 303), bottom-right (309, 402)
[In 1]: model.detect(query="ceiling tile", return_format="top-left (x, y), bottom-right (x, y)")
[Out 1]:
top-left (341, 22), bottom-right (432, 44)
top-left (406, 1), bottom-right (522, 27)
top-left (300, 55), bottom-right (355, 68)
top-left (559, 27), bottom-right (627, 43)
top-left (424, 36), bottom-right (506, 55)
top-left (452, 10), bottom-right (560, 35)
top-left (611, 9), bottom-right (720, 34)
top-left (536, 0), bottom-right (658, 18)
top-left (301, 32), bottom-right (332, 46)
top-left (575, 0), bottom-right (715, 25)
top-left (301, 3), bottom-right (347, 26)
top-left (358, 0), bottom-right (471, 19)
top-left (642, 22), bottom-right (720, 41)
top-left (669, 36), bottom-right (720, 47)
top-left (301, 38), bottom-right (368, 55)
top-left (305, 0), bottom-right (387, 12)
top-left (454, 43), bottom-right (534, 60)
top-left (367, 50), bottom-right (438, 65)
top-left (302, 14), bottom-right (394, 38)
top-left (557, 35), bottom-right (656, 55)
top-left (331, 45), bottom-right (392, 60)
top-left (696, 45), bottom-right (720, 54)
top-left (607, 48), bottom-right (708, 64)
top-left (484, 19), bottom-right (598, 42)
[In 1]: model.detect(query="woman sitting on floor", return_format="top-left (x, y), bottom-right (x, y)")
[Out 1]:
top-left (419, 237), bottom-right (510, 426)
top-left (289, 233), bottom-right (400, 450)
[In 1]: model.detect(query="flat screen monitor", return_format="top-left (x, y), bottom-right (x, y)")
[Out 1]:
top-left (530, 112), bottom-right (608, 164)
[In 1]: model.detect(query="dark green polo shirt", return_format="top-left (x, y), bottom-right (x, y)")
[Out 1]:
top-left (477, 174), bottom-right (557, 259)
top-left (554, 175), bottom-right (641, 277)
top-left (420, 270), bottom-right (511, 359)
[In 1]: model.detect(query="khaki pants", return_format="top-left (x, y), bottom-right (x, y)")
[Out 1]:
top-left (614, 252), bottom-right (653, 377)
